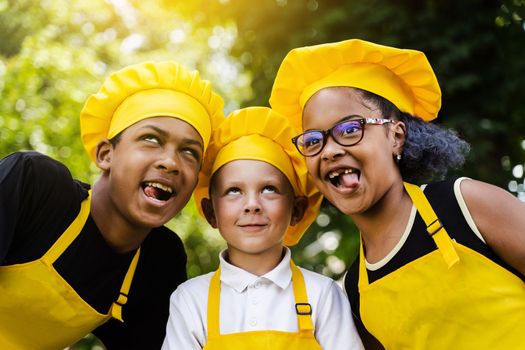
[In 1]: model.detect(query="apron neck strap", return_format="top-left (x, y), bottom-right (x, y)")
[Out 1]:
top-left (403, 182), bottom-right (459, 268)
top-left (110, 248), bottom-right (141, 322)
top-left (207, 260), bottom-right (315, 337)
top-left (207, 267), bottom-right (222, 337)
top-left (290, 260), bottom-right (314, 332)
top-left (43, 190), bottom-right (92, 265)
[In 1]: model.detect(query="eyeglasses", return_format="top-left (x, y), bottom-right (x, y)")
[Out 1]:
top-left (292, 117), bottom-right (393, 157)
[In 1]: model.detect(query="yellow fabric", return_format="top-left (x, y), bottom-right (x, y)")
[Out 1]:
top-left (357, 183), bottom-right (525, 350)
top-left (80, 61), bottom-right (225, 162)
top-left (194, 106), bottom-right (322, 246)
top-left (0, 193), bottom-right (140, 350)
top-left (212, 134), bottom-right (299, 195)
top-left (110, 246), bottom-right (141, 322)
top-left (204, 260), bottom-right (322, 350)
top-left (109, 88), bottom-right (211, 141)
top-left (403, 182), bottom-right (459, 268)
top-left (269, 39), bottom-right (441, 134)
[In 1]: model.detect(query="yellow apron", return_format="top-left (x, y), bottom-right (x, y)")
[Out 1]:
top-left (203, 260), bottom-right (323, 350)
top-left (0, 193), bottom-right (140, 350)
top-left (358, 182), bottom-right (525, 349)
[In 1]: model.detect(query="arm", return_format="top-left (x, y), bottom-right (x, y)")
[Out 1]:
top-left (460, 179), bottom-right (525, 277)
top-left (0, 152), bottom-right (22, 262)
top-left (162, 286), bottom-right (205, 350)
top-left (314, 280), bottom-right (364, 350)
top-left (0, 151), bottom-right (77, 264)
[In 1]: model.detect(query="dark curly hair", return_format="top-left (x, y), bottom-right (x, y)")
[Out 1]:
top-left (358, 88), bottom-right (470, 184)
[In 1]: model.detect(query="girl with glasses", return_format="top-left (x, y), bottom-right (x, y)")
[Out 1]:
top-left (270, 39), bottom-right (525, 350)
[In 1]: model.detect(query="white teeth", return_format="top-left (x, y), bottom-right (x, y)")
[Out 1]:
top-left (146, 182), bottom-right (173, 193)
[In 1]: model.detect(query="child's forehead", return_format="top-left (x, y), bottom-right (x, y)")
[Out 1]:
top-left (122, 116), bottom-right (203, 143)
top-left (213, 159), bottom-right (292, 186)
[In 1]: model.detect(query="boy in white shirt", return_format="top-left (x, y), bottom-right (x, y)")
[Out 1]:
top-left (162, 107), bottom-right (364, 350)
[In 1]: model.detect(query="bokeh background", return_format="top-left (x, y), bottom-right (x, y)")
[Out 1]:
top-left (1, 0), bottom-right (524, 348)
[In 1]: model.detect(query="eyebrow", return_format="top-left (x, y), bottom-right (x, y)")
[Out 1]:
top-left (139, 124), bottom-right (204, 149)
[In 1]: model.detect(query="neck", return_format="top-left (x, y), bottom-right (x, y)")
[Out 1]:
top-left (226, 246), bottom-right (286, 276)
top-left (90, 177), bottom-right (150, 254)
top-left (352, 182), bottom-right (413, 264)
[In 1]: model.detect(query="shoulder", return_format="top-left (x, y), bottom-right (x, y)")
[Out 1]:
top-left (1, 151), bottom-right (70, 177)
top-left (299, 267), bottom-right (345, 300)
top-left (299, 266), bottom-right (337, 286)
top-left (1, 150), bottom-right (88, 197)
top-left (170, 272), bottom-right (213, 306)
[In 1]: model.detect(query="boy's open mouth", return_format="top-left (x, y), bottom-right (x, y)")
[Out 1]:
top-left (327, 168), bottom-right (360, 188)
top-left (142, 182), bottom-right (174, 201)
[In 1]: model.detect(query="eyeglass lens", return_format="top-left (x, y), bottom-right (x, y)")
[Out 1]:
top-left (296, 119), bottom-right (363, 156)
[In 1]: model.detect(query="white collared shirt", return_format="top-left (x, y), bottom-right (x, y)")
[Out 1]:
top-left (162, 248), bottom-right (364, 350)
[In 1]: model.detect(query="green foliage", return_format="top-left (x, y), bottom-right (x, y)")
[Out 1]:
top-left (2, 0), bottom-right (525, 348)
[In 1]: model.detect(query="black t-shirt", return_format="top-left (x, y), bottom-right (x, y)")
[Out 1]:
top-left (0, 151), bottom-right (187, 349)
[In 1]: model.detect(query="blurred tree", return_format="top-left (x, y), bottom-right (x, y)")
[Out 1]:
top-left (169, 0), bottom-right (525, 277)
top-left (2, 0), bottom-right (524, 347)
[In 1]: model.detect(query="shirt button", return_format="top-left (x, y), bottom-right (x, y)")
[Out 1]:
top-left (251, 298), bottom-right (258, 305)
top-left (249, 317), bottom-right (257, 327)
top-left (254, 282), bottom-right (262, 289)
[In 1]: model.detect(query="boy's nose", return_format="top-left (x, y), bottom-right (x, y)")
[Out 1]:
top-left (157, 151), bottom-right (180, 174)
top-left (244, 194), bottom-right (261, 213)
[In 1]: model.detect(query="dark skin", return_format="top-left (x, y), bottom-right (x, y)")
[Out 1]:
top-left (302, 86), bottom-right (525, 349)
top-left (90, 116), bottom-right (203, 253)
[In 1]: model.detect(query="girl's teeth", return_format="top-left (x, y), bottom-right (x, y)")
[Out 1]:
top-left (329, 169), bottom-right (354, 178)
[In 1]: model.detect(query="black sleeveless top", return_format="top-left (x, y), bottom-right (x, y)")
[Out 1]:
top-left (344, 179), bottom-right (524, 325)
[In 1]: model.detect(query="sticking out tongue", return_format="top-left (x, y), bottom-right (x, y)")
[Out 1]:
top-left (340, 172), bottom-right (359, 188)
top-left (144, 185), bottom-right (171, 201)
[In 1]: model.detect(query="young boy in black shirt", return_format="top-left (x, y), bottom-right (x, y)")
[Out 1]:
top-left (0, 61), bottom-right (224, 349)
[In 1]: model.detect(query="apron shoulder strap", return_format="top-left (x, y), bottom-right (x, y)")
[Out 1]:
top-left (403, 182), bottom-right (460, 268)
top-left (110, 247), bottom-right (141, 322)
top-left (42, 191), bottom-right (92, 265)
top-left (207, 268), bottom-right (222, 338)
top-left (290, 260), bottom-right (314, 332)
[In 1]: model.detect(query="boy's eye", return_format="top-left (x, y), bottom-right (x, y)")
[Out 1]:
top-left (143, 135), bottom-right (160, 144)
top-left (226, 187), bottom-right (241, 195)
top-left (262, 185), bottom-right (277, 194)
top-left (183, 147), bottom-right (202, 162)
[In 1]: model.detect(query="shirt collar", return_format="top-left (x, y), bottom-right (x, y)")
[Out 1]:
top-left (219, 247), bottom-right (293, 293)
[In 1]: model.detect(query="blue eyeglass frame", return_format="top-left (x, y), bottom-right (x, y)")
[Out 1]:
top-left (291, 117), bottom-right (393, 157)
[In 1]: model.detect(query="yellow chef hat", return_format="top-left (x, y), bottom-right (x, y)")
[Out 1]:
top-left (194, 107), bottom-right (323, 246)
top-left (80, 61), bottom-right (224, 162)
top-left (269, 39), bottom-right (442, 133)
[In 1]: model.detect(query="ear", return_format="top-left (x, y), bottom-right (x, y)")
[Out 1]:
top-left (391, 120), bottom-right (406, 156)
top-left (95, 139), bottom-right (113, 171)
top-left (290, 196), bottom-right (309, 226)
top-left (201, 198), bottom-right (218, 228)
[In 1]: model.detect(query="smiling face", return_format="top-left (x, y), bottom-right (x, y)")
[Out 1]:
top-left (205, 160), bottom-right (298, 264)
top-left (95, 116), bottom-right (203, 232)
top-left (302, 87), bottom-right (405, 215)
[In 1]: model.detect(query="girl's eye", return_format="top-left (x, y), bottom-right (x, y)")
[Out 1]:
top-left (262, 186), bottom-right (277, 194)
